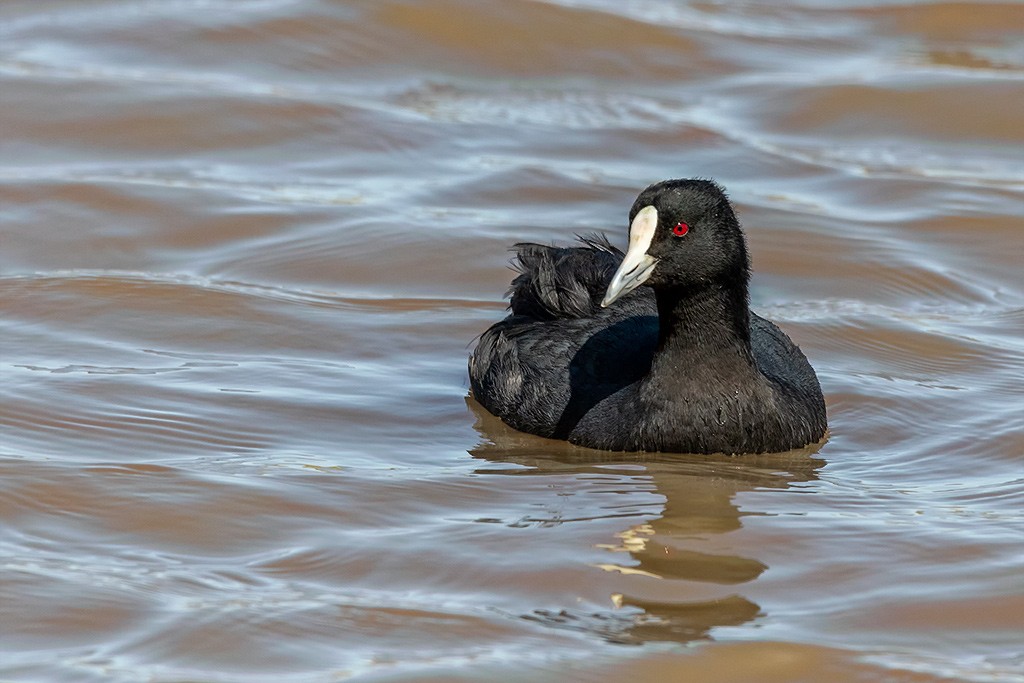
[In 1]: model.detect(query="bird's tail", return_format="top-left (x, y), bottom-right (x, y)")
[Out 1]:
top-left (507, 234), bottom-right (623, 320)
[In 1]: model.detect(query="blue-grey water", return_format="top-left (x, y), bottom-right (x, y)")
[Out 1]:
top-left (1, 1), bottom-right (1022, 681)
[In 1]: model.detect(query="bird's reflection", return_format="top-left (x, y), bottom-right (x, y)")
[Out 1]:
top-left (466, 397), bottom-right (825, 645)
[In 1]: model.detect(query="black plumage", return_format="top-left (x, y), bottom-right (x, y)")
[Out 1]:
top-left (469, 179), bottom-right (827, 454)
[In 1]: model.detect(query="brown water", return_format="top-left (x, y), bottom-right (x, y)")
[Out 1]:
top-left (1, 1), bottom-right (1022, 681)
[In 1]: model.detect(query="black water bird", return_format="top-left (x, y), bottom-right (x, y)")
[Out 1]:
top-left (468, 179), bottom-right (827, 454)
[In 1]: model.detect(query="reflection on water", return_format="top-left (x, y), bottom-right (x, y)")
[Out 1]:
top-left (469, 399), bottom-right (824, 645)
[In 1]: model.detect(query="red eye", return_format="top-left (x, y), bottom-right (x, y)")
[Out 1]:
top-left (672, 222), bottom-right (689, 237)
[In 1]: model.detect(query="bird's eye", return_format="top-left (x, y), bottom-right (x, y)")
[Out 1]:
top-left (672, 222), bottom-right (689, 237)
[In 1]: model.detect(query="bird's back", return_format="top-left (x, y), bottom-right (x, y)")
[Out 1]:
top-left (469, 237), bottom-right (656, 438)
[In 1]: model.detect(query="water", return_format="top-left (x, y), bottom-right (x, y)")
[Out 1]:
top-left (1, 1), bottom-right (1022, 681)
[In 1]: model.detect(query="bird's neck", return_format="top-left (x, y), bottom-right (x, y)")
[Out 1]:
top-left (653, 279), bottom-right (753, 368)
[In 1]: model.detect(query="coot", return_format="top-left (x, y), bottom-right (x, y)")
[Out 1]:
top-left (469, 179), bottom-right (827, 454)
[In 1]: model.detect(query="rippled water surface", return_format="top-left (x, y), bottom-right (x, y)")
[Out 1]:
top-left (2, 1), bottom-right (1023, 681)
